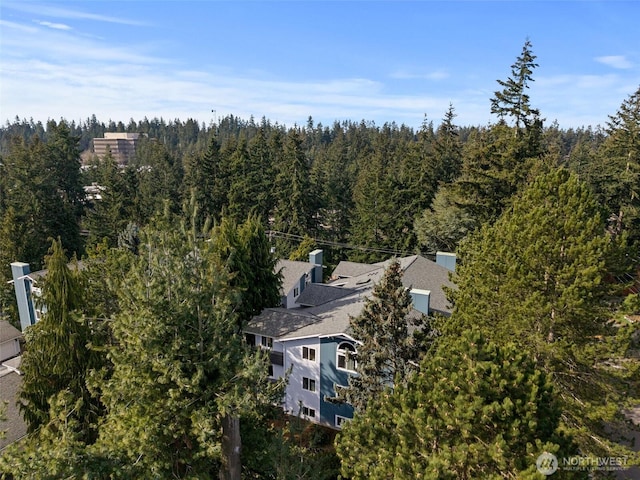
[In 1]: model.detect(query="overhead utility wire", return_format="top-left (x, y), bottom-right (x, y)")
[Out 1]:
top-left (266, 230), bottom-right (435, 258)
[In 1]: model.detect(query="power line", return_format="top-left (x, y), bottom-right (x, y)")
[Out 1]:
top-left (266, 230), bottom-right (435, 258)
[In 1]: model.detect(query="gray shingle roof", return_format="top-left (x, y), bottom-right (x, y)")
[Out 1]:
top-left (330, 261), bottom-right (379, 279)
top-left (276, 260), bottom-right (313, 294)
top-left (295, 284), bottom-right (355, 307)
top-left (0, 370), bottom-right (27, 450)
top-left (0, 320), bottom-right (22, 344)
top-left (247, 254), bottom-right (455, 341)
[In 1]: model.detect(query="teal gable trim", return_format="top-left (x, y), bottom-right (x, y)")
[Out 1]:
top-left (319, 337), bottom-right (354, 426)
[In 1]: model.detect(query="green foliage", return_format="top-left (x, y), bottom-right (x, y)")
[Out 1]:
top-left (342, 260), bottom-right (431, 412)
top-left (241, 408), bottom-right (340, 480)
top-left (88, 217), bottom-right (282, 478)
top-left (0, 207), bottom-right (21, 327)
top-left (18, 239), bottom-right (103, 439)
top-left (449, 168), bottom-right (639, 457)
top-left (272, 128), bottom-right (315, 256)
top-left (337, 329), bottom-right (572, 479)
top-left (586, 86), bottom-right (640, 243)
top-left (0, 129), bottom-right (83, 268)
top-left (182, 135), bottom-right (228, 228)
top-left (491, 39), bottom-right (541, 131)
top-left (414, 186), bottom-right (477, 253)
top-left (211, 215), bottom-right (282, 327)
top-left (134, 138), bottom-right (183, 222)
top-left (288, 235), bottom-right (317, 262)
top-left (83, 152), bottom-right (138, 248)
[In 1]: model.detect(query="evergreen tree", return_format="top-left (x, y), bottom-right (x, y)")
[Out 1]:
top-left (490, 39), bottom-right (541, 131)
top-left (272, 128), bottom-right (314, 253)
top-left (90, 217), bottom-right (282, 478)
top-left (592, 86), bottom-right (640, 243)
top-left (247, 126), bottom-right (276, 220)
top-left (18, 239), bottom-right (102, 439)
top-left (84, 151), bottom-right (137, 248)
top-left (433, 104), bottom-right (463, 184)
top-left (449, 169), bottom-right (638, 456)
top-left (341, 260), bottom-right (429, 412)
top-left (182, 136), bottom-right (228, 228)
top-left (336, 330), bottom-right (573, 479)
top-left (443, 41), bottom-right (545, 229)
top-left (0, 207), bottom-right (22, 327)
top-left (349, 129), bottom-right (400, 262)
top-left (1, 136), bottom-right (68, 267)
top-left (33, 121), bottom-right (85, 258)
top-left (414, 187), bottom-right (476, 253)
top-left (134, 138), bottom-right (183, 222)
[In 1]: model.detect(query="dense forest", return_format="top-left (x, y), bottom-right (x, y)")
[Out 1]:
top-left (1, 41), bottom-right (640, 478)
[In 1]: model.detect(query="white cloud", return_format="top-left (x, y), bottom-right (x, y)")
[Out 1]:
top-left (36, 20), bottom-right (72, 31)
top-left (390, 69), bottom-right (450, 81)
top-left (595, 55), bottom-right (633, 69)
top-left (4, 1), bottom-right (148, 26)
top-left (0, 10), bottom-right (635, 131)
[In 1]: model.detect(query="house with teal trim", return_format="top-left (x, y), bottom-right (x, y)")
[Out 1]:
top-left (245, 251), bottom-right (456, 429)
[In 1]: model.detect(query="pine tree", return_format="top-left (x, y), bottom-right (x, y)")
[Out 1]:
top-left (414, 187), bottom-right (476, 253)
top-left (182, 135), bottom-right (228, 228)
top-left (272, 128), bottom-right (314, 251)
top-left (449, 168), bottom-right (638, 457)
top-left (433, 104), bottom-right (463, 184)
top-left (91, 217), bottom-right (282, 478)
top-left (336, 329), bottom-right (573, 480)
top-left (349, 130), bottom-right (397, 262)
top-left (342, 260), bottom-right (428, 412)
top-left (44, 121), bottom-right (84, 257)
top-left (592, 86), bottom-right (640, 242)
top-left (84, 151), bottom-right (136, 248)
top-left (18, 239), bottom-right (102, 439)
top-left (134, 138), bottom-right (183, 222)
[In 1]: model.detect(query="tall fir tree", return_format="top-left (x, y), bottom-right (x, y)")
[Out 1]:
top-left (341, 260), bottom-right (429, 412)
top-left (182, 135), bottom-right (228, 228)
top-left (490, 39), bottom-right (541, 132)
top-left (18, 239), bottom-right (102, 439)
top-left (449, 168), bottom-right (639, 457)
top-left (272, 128), bottom-right (314, 255)
top-left (90, 216), bottom-right (282, 478)
top-left (593, 86), bottom-right (640, 243)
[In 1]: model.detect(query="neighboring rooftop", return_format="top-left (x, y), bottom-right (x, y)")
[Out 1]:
top-left (0, 370), bottom-right (27, 450)
top-left (0, 320), bottom-right (21, 345)
top-left (295, 284), bottom-right (355, 307)
top-left (247, 253), bottom-right (456, 341)
top-left (276, 259), bottom-right (314, 295)
top-left (330, 261), bottom-right (379, 279)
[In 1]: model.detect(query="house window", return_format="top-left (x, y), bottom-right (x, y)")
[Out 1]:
top-left (294, 287), bottom-right (299, 297)
top-left (302, 346), bottom-right (316, 362)
top-left (268, 365), bottom-right (274, 377)
top-left (301, 406), bottom-right (316, 418)
top-left (335, 415), bottom-right (351, 428)
top-left (245, 333), bottom-right (256, 346)
top-left (261, 336), bottom-right (273, 348)
top-left (337, 342), bottom-right (357, 372)
top-left (302, 377), bottom-right (316, 392)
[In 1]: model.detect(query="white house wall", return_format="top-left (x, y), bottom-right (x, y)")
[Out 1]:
top-left (0, 339), bottom-right (21, 363)
top-left (281, 337), bottom-right (321, 420)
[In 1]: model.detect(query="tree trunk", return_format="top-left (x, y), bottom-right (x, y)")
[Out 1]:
top-left (219, 414), bottom-right (241, 480)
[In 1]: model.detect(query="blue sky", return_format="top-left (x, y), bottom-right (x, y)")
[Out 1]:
top-left (1, 1), bottom-right (638, 130)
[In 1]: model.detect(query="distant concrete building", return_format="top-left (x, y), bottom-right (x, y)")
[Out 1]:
top-left (92, 132), bottom-right (141, 164)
